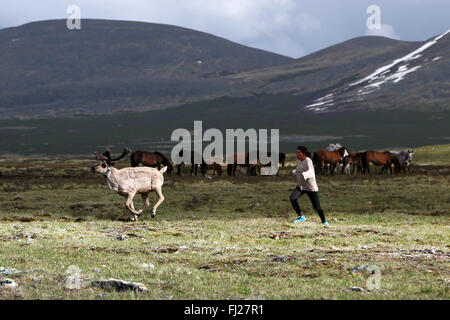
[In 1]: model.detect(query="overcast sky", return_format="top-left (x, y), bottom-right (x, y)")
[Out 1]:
top-left (0, 0), bottom-right (448, 58)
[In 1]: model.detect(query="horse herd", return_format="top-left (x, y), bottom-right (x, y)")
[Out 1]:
top-left (94, 144), bottom-right (414, 177)
top-left (94, 148), bottom-right (285, 177)
top-left (312, 144), bottom-right (414, 175)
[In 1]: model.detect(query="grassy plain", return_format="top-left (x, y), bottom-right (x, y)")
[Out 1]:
top-left (0, 145), bottom-right (448, 299)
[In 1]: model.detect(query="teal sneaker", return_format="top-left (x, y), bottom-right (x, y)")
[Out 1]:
top-left (323, 221), bottom-right (330, 228)
top-left (294, 216), bottom-right (307, 224)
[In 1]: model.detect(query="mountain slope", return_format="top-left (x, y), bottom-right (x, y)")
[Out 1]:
top-left (228, 31), bottom-right (449, 113)
top-left (0, 19), bottom-right (292, 118)
top-left (0, 19), bottom-right (448, 120)
top-left (229, 36), bottom-right (421, 87)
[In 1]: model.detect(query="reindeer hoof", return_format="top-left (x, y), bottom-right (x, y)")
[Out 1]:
top-left (151, 212), bottom-right (156, 218)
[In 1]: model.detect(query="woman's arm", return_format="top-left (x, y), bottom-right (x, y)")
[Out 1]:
top-left (301, 158), bottom-right (315, 180)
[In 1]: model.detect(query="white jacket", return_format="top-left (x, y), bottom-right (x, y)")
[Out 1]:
top-left (292, 157), bottom-right (319, 192)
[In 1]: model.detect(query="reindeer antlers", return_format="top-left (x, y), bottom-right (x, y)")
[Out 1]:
top-left (94, 151), bottom-right (109, 162)
top-left (110, 148), bottom-right (131, 162)
top-left (94, 148), bottom-right (131, 165)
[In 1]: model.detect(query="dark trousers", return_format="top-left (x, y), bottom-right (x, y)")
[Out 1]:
top-left (290, 186), bottom-right (326, 223)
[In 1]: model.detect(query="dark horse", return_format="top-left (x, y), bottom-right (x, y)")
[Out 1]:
top-left (313, 147), bottom-right (349, 175)
top-left (227, 152), bottom-right (260, 176)
top-left (279, 152), bottom-right (286, 168)
top-left (130, 151), bottom-right (174, 174)
top-left (385, 150), bottom-right (414, 174)
top-left (176, 150), bottom-right (222, 176)
top-left (257, 152), bottom-right (286, 176)
top-left (342, 151), bottom-right (364, 174)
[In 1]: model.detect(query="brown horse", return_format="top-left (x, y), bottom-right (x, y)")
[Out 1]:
top-left (380, 152), bottom-right (403, 174)
top-left (313, 147), bottom-right (349, 175)
top-left (130, 151), bottom-right (174, 174)
top-left (205, 162), bottom-right (223, 176)
top-left (175, 150), bottom-right (222, 176)
top-left (362, 151), bottom-right (400, 175)
top-left (227, 152), bottom-right (260, 176)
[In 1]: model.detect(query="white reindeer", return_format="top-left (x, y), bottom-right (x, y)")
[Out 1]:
top-left (91, 162), bottom-right (167, 221)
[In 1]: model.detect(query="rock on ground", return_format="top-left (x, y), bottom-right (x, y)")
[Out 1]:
top-left (0, 267), bottom-right (22, 276)
top-left (91, 279), bottom-right (148, 293)
top-left (0, 279), bottom-right (18, 289)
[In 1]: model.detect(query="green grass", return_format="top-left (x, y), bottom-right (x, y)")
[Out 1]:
top-left (413, 144), bottom-right (450, 166)
top-left (0, 146), bottom-right (449, 300)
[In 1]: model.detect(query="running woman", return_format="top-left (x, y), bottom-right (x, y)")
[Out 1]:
top-left (290, 146), bottom-right (329, 226)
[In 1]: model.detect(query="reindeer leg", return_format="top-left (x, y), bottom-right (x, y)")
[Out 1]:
top-left (130, 200), bottom-right (137, 213)
top-left (138, 192), bottom-right (150, 215)
top-left (151, 187), bottom-right (165, 218)
top-left (124, 195), bottom-right (137, 215)
top-left (125, 192), bottom-right (140, 222)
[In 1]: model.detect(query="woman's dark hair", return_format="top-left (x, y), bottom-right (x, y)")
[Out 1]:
top-left (297, 145), bottom-right (312, 158)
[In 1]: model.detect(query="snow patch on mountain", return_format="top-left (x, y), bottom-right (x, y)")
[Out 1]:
top-left (303, 30), bottom-right (449, 112)
top-left (351, 30), bottom-right (449, 87)
top-left (305, 94), bottom-right (334, 112)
